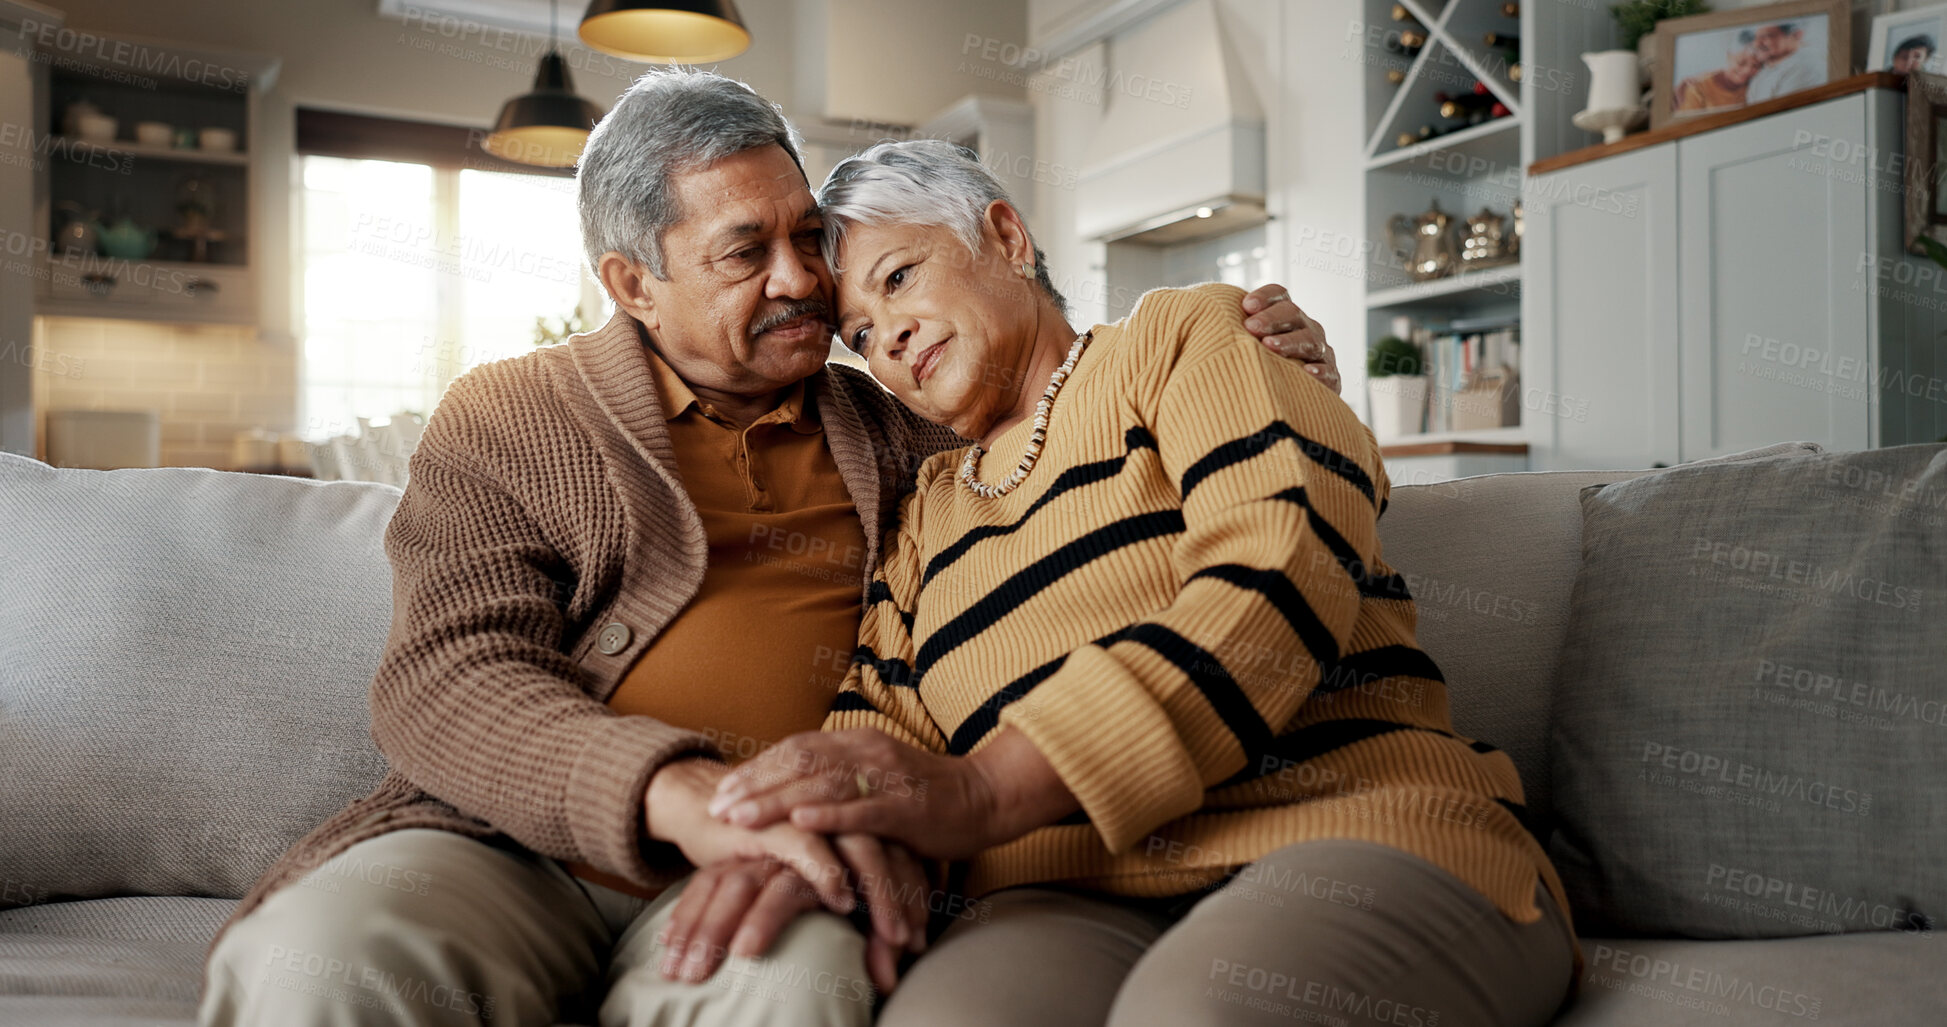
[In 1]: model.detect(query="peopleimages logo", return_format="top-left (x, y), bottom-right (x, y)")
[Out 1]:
top-left (1754, 659), bottom-right (1947, 729)
top-left (1691, 537), bottom-right (1926, 613)
top-left (1587, 944), bottom-right (1821, 1019)
top-left (1640, 742), bottom-right (1872, 816)
top-left (1703, 864), bottom-right (1934, 935)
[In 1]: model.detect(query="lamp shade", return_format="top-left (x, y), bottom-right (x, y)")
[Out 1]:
top-left (579, 0), bottom-right (750, 63)
top-left (484, 51), bottom-right (605, 168)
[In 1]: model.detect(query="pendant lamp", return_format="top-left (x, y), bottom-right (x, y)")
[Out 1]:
top-left (485, 0), bottom-right (605, 168)
top-left (579, 0), bottom-right (750, 63)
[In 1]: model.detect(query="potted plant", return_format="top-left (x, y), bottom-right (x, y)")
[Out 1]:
top-left (1366, 335), bottom-right (1428, 442)
top-left (1614, 0), bottom-right (1710, 84)
top-left (533, 305), bottom-right (590, 347)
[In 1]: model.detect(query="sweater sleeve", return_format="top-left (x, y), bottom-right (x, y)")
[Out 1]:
top-left (997, 284), bottom-right (1382, 853)
top-left (369, 375), bottom-right (715, 891)
top-left (823, 482), bottom-right (950, 753)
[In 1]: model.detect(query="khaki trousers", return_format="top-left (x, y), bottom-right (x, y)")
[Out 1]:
top-left (198, 829), bottom-right (874, 1027)
top-left (880, 840), bottom-right (1577, 1027)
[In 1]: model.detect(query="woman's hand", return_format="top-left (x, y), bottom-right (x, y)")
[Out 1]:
top-left (707, 729), bottom-right (1001, 860)
top-left (654, 835), bottom-right (931, 995)
top-left (1242, 283), bottom-right (1340, 395)
top-left (644, 757), bottom-right (857, 913)
top-left (708, 728), bottom-right (1079, 861)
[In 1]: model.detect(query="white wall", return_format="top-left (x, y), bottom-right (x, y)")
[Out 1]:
top-left (1027, 0), bottom-right (1368, 414)
top-left (797, 0), bottom-right (1028, 126)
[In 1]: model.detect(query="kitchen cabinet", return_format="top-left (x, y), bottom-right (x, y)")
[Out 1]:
top-left (1676, 94), bottom-right (1873, 462)
top-left (1524, 82), bottom-right (1941, 469)
top-left (1524, 141), bottom-right (1680, 470)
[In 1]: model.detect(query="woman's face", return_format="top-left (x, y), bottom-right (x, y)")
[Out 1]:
top-left (833, 213), bottom-right (1042, 438)
top-left (1726, 47), bottom-right (1763, 84)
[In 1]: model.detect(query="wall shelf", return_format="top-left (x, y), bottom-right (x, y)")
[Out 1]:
top-left (50, 136), bottom-right (250, 167)
top-left (1367, 263), bottom-right (1521, 309)
top-left (1367, 115), bottom-right (1518, 171)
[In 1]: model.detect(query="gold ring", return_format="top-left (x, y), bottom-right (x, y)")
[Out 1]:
top-left (854, 770), bottom-right (873, 800)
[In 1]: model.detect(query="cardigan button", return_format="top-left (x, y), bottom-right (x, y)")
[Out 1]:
top-left (597, 621), bottom-right (633, 655)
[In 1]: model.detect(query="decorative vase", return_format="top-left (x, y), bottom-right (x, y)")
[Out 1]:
top-left (1575, 51), bottom-right (1650, 143)
top-left (1585, 50), bottom-right (1643, 111)
top-left (1369, 375), bottom-right (1429, 442)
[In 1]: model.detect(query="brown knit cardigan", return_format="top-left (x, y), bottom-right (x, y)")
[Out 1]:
top-left (211, 310), bottom-right (957, 948)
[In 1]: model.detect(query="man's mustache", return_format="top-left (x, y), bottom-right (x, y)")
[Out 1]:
top-left (749, 300), bottom-right (833, 338)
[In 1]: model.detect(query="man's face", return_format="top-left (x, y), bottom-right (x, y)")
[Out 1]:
top-left (1753, 25), bottom-right (1802, 63)
top-left (1895, 45), bottom-right (1932, 74)
top-left (636, 144), bottom-right (836, 397)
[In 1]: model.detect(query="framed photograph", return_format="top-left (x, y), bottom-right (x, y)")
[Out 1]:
top-left (1650, 0), bottom-right (1851, 130)
top-left (1869, 3), bottom-right (1947, 75)
top-left (1902, 71), bottom-right (1947, 255)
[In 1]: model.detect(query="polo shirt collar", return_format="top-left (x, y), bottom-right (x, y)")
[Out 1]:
top-left (638, 324), bottom-right (821, 435)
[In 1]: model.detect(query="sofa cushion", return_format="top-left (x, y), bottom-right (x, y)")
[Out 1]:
top-left (1377, 442), bottom-right (1822, 824)
top-left (0, 453), bottom-right (400, 906)
top-left (0, 898), bottom-right (236, 1025)
top-left (0, 897), bottom-right (237, 945)
top-left (1548, 443), bottom-right (1947, 938)
top-left (1561, 933), bottom-right (1947, 1025)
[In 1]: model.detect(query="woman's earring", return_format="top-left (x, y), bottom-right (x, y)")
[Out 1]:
top-left (1020, 261), bottom-right (1034, 279)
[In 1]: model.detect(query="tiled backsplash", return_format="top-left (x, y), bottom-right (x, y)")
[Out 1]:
top-left (31, 317), bottom-right (298, 470)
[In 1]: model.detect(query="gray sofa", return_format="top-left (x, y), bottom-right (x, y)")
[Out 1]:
top-left (1, 440), bottom-right (1940, 1026)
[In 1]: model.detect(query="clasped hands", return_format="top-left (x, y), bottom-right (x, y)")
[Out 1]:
top-left (642, 734), bottom-right (1002, 995)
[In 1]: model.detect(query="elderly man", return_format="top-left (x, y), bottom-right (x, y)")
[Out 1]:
top-left (1746, 21), bottom-right (1821, 103)
top-left (199, 69), bottom-right (1339, 1027)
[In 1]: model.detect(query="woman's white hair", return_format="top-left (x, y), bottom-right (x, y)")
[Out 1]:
top-left (576, 68), bottom-right (803, 279)
top-left (818, 139), bottom-right (1068, 316)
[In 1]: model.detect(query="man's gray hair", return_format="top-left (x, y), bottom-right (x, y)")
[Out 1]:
top-left (576, 68), bottom-right (803, 279)
top-left (818, 139), bottom-right (1068, 316)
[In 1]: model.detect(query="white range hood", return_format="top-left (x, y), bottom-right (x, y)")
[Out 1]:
top-left (1075, 0), bottom-right (1267, 246)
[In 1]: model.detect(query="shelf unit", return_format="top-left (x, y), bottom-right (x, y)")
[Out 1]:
top-left (1358, 0), bottom-right (1618, 454)
top-left (30, 30), bottom-right (278, 324)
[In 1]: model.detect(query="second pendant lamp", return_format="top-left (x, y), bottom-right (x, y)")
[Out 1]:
top-left (579, 0), bottom-right (750, 63)
top-left (484, 0), bottom-right (605, 168)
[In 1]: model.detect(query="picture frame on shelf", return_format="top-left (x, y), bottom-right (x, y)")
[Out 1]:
top-left (1648, 0), bottom-right (1849, 130)
top-left (1868, 3), bottom-right (1947, 75)
top-left (1901, 70), bottom-right (1947, 256)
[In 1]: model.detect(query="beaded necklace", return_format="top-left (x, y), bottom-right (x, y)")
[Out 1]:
top-left (958, 329), bottom-right (1093, 498)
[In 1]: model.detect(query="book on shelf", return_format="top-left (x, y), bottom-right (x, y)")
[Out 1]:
top-left (1408, 321), bottom-right (1521, 433)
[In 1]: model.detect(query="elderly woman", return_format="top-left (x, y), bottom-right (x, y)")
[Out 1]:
top-left (708, 140), bottom-right (1578, 1026)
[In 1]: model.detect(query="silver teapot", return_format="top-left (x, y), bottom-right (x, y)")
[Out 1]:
top-left (1388, 200), bottom-right (1460, 281)
top-left (1460, 206), bottom-right (1513, 267)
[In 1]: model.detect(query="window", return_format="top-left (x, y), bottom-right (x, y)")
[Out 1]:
top-left (298, 154), bottom-right (603, 440)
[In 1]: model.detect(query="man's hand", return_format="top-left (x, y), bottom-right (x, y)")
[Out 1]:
top-left (656, 859), bottom-right (819, 983)
top-left (644, 758), bottom-right (857, 913)
top-left (708, 729), bottom-right (1006, 861)
top-left (654, 837), bottom-right (931, 995)
top-left (1242, 283), bottom-right (1340, 395)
